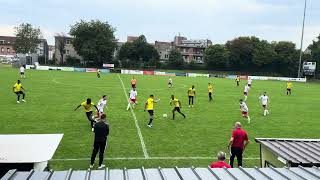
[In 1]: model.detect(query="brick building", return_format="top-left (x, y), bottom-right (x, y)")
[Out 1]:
top-left (0, 36), bottom-right (16, 58)
top-left (54, 36), bottom-right (82, 64)
top-left (0, 36), bottom-right (49, 60)
top-left (154, 36), bottom-right (212, 63)
top-left (154, 41), bottom-right (173, 62)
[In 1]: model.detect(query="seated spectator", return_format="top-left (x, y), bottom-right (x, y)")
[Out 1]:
top-left (210, 151), bottom-right (231, 168)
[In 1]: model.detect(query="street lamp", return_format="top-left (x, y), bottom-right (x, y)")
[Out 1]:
top-left (298, 0), bottom-right (307, 78)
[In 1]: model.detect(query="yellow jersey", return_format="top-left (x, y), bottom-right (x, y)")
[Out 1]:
top-left (13, 83), bottom-right (22, 92)
top-left (146, 98), bottom-right (154, 110)
top-left (188, 88), bottom-right (196, 96)
top-left (170, 98), bottom-right (180, 107)
top-left (131, 79), bottom-right (137, 85)
top-left (81, 101), bottom-right (95, 112)
top-left (236, 77), bottom-right (240, 82)
top-left (287, 82), bottom-right (293, 89)
top-left (208, 85), bottom-right (213, 93)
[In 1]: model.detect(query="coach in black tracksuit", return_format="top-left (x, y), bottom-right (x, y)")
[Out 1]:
top-left (90, 114), bottom-right (109, 168)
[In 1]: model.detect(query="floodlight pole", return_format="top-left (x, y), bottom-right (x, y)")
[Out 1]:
top-left (298, 0), bottom-right (307, 78)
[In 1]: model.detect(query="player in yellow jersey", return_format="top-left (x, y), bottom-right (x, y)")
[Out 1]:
top-left (286, 81), bottom-right (293, 95)
top-left (236, 76), bottom-right (240, 86)
top-left (187, 85), bottom-right (196, 107)
top-left (208, 83), bottom-right (213, 101)
top-left (144, 95), bottom-right (160, 128)
top-left (97, 69), bottom-right (101, 79)
top-left (74, 98), bottom-right (99, 131)
top-left (170, 95), bottom-right (186, 120)
top-left (12, 80), bottom-right (26, 103)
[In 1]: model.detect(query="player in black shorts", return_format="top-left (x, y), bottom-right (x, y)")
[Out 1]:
top-left (144, 95), bottom-right (160, 128)
top-left (170, 95), bottom-right (186, 120)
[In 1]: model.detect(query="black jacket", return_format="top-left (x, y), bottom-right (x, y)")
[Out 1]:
top-left (94, 121), bottom-right (109, 142)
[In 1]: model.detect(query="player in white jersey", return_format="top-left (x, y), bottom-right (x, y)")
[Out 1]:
top-left (240, 99), bottom-right (251, 123)
top-left (247, 77), bottom-right (252, 88)
top-left (168, 78), bottom-right (173, 88)
top-left (259, 92), bottom-right (269, 116)
top-left (127, 88), bottom-right (138, 110)
top-left (20, 65), bottom-right (25, 78)
top-left (96, 95), bottom-right (107, 119)
top-left (243, 84), bottom-right (250, 101)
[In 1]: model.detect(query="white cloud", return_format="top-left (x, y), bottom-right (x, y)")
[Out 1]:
top-left (0, 24), bottom-right (15, 36)
top-left (0, 24), bottom-right (56, 45)
top-left (252, 24), bottom-right (320, 49)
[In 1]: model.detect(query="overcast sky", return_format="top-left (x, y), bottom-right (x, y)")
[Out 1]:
top-left (0, 0), bottom-right (319, 48)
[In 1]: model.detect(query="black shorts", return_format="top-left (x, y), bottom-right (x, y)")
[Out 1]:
top-left (132, 84), bottom-right (136, 88)
top-left (248, 84), bottom-right (251, 87)
top-left (189, 96), bottom-right (194, 99)
top-left (173, 107), bottom-right (181, 112)
top-left (86, 111), bottom-right (93, 120)
top-left (20, 72), bottom-right (25, 75)
top-left (147, 110), bottom-right (154, 116)
top-left (209, 92), bottom-right (212, 96)
top-left (287, 88), bottom-right (291, 91)
top-left (262, 105), bottom-right (266, 108)
top-left (168, 82), bottom-right (172, 85)
top-left (15, 91), bottom-right (24, 95)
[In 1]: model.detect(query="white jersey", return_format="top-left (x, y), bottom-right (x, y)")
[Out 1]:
top-left (248, 79), bottom-right (252, 85)
top-left (168, 78), bottom-right (172, 84)
top-left (97, 99), bottom-right (107, 112)
top-left (240, 102), bottom-right (248, 112)
top-left (259, 95), bottom-right (269, 105)
top-left (20, 66), bottom-right (25, 73)
top-left (244, 85), bottom-right (250, 93)
top-left (129, 90), bottom-right (138, 99)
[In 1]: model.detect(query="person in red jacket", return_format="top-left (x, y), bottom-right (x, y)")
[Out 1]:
top-left (210, 151), bottom-right (231, 168)
top-left (228, 122), bottom-right (250, 167)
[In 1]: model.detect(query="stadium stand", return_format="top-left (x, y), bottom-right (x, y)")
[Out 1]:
top-left (2, 166), bottom-right (320, 180)
top-left (255, 138), bottom-right (320, 167)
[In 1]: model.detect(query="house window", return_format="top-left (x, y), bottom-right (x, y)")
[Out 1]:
top-left (7, 48), bottom-right (10, 53)
top-left (66, 40), bottom-right (71, 44)
top-left (1, 47), bottom-right (4, 52)
top-left (66, 50), bottom-right (70, 55)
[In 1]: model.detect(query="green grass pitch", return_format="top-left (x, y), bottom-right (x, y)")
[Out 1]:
top-left (1, 66), bottom-right (320, 170)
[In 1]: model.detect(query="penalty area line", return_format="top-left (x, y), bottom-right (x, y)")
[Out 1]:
top-left (51, 157), bottom-right (260, 161)
top-left (118, 74), bottom-right (149, 158)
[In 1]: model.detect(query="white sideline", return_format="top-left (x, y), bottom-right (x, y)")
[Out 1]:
top-left (51, 157), bottom-right (260, 161)
top-left (118, 74), bottom-right (149, 158)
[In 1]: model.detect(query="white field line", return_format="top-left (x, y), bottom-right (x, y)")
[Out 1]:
top-left (51, 157), bottom-right (260, 161)
top-left (118, 74), bottom-right (149, 158)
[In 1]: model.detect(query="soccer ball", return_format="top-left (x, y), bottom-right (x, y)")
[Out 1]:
top-left (162, 114), bottom-right (168, 118)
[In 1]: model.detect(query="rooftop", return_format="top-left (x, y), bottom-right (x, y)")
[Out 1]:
top-left (255, 138), bottom-right (320, 167)
top-left (2, 166), bottom-right (320, 180)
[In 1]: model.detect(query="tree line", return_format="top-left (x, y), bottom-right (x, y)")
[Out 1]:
top-left (13, 21), bottom-right (320, 78)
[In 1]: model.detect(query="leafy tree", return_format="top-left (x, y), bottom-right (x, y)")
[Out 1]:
top-left (226, 36), bottom-right (260, 70)
top-left (168, 49), bottom-right (184, 69)
top-left (66, 56), bottom-right (81, 66)
top-left (252, 40), bottom-right (276, 67)
top-left (307, 34), bottom-right (320, 76)
top-left (69, 20), bottom-right (117, 67)
top-left (274, 41), bottom-right (299, 76)
top-left (117, 35), bottom-right (159, 68)
top-left (14, 23), bottom-right (42, 54)
top-left (204, 44), bottom-right (229, 69)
